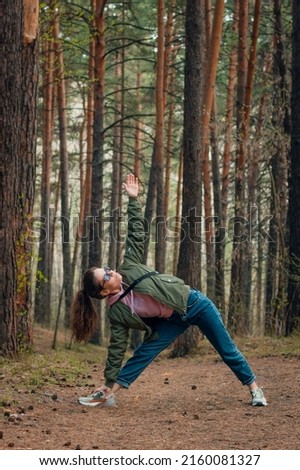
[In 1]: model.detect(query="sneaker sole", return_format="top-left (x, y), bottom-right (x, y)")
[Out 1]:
top-left (252, 402), bottom-right (268, 406)
top-left (78, 399), bottom-right (117, 407)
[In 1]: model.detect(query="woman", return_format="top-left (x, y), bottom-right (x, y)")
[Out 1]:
top-left (71, 174), bottom-right (267, 407)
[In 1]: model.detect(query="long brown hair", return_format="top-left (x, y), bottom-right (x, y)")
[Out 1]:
top-left (71, 267), bottom-right (105, 342)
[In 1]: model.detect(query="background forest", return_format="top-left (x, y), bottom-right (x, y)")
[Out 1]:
top-left (1, 0), bottom-right (300, 359)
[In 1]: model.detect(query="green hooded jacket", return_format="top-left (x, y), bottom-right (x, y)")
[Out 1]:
top-left (104, 197), bottom-right (190, 387)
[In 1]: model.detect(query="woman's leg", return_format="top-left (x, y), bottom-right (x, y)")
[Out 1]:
top-left (116, 317), bottom-right (188, 388)
top-left (186, 290), bottom-right (256, 385)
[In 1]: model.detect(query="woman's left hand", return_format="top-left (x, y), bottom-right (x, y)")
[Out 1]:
top-left (123, 174), bottom-right (139, 198)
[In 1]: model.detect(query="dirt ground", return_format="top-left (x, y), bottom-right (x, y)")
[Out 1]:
top-left (1, 333), bottom-right (300, 451)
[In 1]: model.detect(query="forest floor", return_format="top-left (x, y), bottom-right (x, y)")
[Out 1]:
top-left (1, 327), bottom-right (300, 451)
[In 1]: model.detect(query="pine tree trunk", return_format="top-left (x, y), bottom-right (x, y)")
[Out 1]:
top-left (53, 12), bottom-right (73, 328)
top-left (143, 144), bottom-right (157, 265)
top-left (35, 3), bottom-right (54, 326)
top-left (17, 0), bottom-right (39, 348)
top-left (172, 148), bottom-right (183, 275)
top-left (220, 0), bottom-right (239, 318)
top-left (241, 0), bottom-right (262, 323)
top-left (172, 0), bottom-right (205, 357)
top-left (228, 0), bottom-right (249, 333)
top-left (89, 0), bottom-right (107, 345)
top-left (81, 3), bottom-right (95, 274)
top-left (155, 0), bottom-right (166, 273)
top-left (0, 0), bottom-right (22, 357)
top-left (248, 59), bottom-right (271, 334)
top-left (163, 1), bottom-right (175, 227)
top-left (266, 0), bottom-right (290, 335)
top-left (134, 69), bottom-right (142, 178)
top-left (202, 0), bottom-right (225, 299)
top-left (286, 0), bottom-right (300, 335)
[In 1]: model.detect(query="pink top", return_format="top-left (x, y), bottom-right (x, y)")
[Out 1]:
top-left (106, 285), bottom-right (173, 318)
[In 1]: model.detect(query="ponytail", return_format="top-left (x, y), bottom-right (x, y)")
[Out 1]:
top-left (71, 289), bottom-right (98, 342)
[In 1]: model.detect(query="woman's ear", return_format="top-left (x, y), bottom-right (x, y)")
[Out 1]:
top-left (100, 288), bottom-right (110, 298)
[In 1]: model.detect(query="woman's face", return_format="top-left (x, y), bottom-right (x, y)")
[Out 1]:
top-left (93, 268), bottom-right (122, 296)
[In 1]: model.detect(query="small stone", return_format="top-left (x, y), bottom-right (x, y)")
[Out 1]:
top-left (0, 431), bottom-right (3, 439)
top-left (191, 385), bottom-right (197, 390)
top-left (63, 441), bottom-right (71, 447)
top-left (1, 401), bottom-right (11, 407)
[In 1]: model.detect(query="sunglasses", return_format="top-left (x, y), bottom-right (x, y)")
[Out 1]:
top-left (100, 267), bottom-right (112, 290)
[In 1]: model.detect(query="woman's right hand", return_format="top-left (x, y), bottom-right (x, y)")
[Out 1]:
top-left (93, 384), bottom-right (112, 397)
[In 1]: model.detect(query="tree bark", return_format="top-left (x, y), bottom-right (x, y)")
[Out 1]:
top-left (228, 0), bottom-right (249, 333)
top-left (286, 0), bottom-right (300, 335)
top-left (0, 0), bottom-right (22, 357)
top-left (202, 0), bottom-right (225, 300)
top-left (17, 0), bottom-right (39, 347)
top-left (35, 1), bottom-right (54, 326)
top-left (172, 0), bottom-right (205, 357)
top-left (89, 0), bottom-right (107, 344)
top-left (53, 11), bottom-right (73, 328)
top-left (81, 0), bottom-right (95, 275)
top-left (155, 0), bottom-right (166, 273)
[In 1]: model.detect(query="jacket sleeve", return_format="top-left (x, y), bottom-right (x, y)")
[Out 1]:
top-left (123, 197), bottom-right (146, 264)
top-left (103, 319), bottom-right (129, 388)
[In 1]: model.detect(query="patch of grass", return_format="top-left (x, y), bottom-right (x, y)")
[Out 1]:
top-left (233, 333), bottom-right (300, 358)
top-left (0, 340), bottom-right (107, 400)
top-left (166, 331), bottom-right (300, 360)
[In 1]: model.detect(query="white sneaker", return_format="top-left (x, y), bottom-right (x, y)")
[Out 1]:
top-left (78, 390), bottom-right (117, 407)
top-left (250, 388), bottom-right (267, 406)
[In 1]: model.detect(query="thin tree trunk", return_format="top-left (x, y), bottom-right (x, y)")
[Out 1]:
top-left (71, 102), bottom-right (86, 285)
top-left (248, 54), bottom-right (272, 334)
top-left (155, 0), bottom-right (166, 273)
top-left (53, 11), bottom-right (72, 329)
top-left (221, 0), bottom-right (239, 228)
top-left (210, 98), bottom-right (223, 310)
top-left (239, 0), bottom-right (262, 326)
top-left (89, 0), bottom-right (107, 345)
top-left (172, 0), bottom-right (205, 357)
top-left (219, 0), bottom-right (239, 318)
top-left (172, 147), bottom-right (183, 275)
top-left (143, 144), bottom-right (157, 265)
top-left (81, 1), bottom-right (95, 274)
top-left (266, 0), bottom-right (290, 335)
top-left (134, 69), bottom-right (142, 178)
top-left (202, 0), bottom-right (225, 299)
top-left (228, 0), bottom-right (249, 333)
top-left (108, 52), bottom-right (122, 273)
top-left (35, 3), bottom-right (54, 326)
top-left (163, 0), bottom-right (175, 224)
top-left (17, 0), bottom-right (39, 348)
top-left (116, 2), bottom-right (126, 268)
